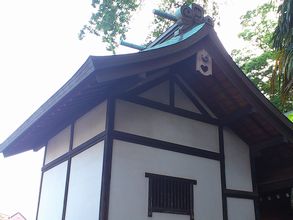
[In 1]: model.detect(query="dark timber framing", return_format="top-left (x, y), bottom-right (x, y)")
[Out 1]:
top-left (122, 96), bottom-right (218, 125)
top-left (99, 98), bottom-right (115, 220)
top-left (36, 103), bottom-right (107, 220)
top-left (173, 75), bottom-right (210, 117)
top-left (61, 124), bottom-right (74, 220)
top-left (224, 189), bottom-right (258, 199)
top-left (123, 72), bottom-right (217, 125)
top-left (120, 76), bottom-right (259, 220)
top-left (41, 131), bottom-right (106, 172)
top-left (34, 70), bottom-right (260, 220)
top-left (219, 125), bottom-right (259, 220)
top-left (219, 126), bottom-right (228, 220)
top-left (113, 131), bottom-right (220, 161)
top-left (35, 141), bottom-right (47, 220)
top-left (250, 147), bottom-right (260, 220)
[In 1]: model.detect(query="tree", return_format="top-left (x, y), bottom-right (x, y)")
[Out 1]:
top-left (271, 0), bottom-right (293, 103)
top-left (79, 0), bottom-right (219, 53)
top-left (231, 1), bottom-right (293, 112)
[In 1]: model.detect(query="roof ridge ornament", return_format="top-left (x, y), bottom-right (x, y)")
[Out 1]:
top-left (121, 3), bottom-right (214, 51)
top-left (175, 3), bottom-right (214, 36)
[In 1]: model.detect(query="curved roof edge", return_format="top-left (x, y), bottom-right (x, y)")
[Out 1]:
top-left (1, 23), bottom-right (292, 157)
top-left (207, 31), bottom-right (293, 137)
top-left (0, 24), bottom-right (212, 156)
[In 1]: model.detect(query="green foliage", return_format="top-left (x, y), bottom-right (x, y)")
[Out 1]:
top-left (288, 113), bottom-right (293, 122)
top-left (79, 0), bottom-right (140, 53)
top-left (231, 1), bottom-right (293, 112)
top-left (271, 0), bottom-right (293, 102)
top-left (80, 0), bottom-right (219, 53)
top-left (239, 2), bottom-right (277, 50)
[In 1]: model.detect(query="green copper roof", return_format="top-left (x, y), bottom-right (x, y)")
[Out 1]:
top-left (144, 23), bottom-right (205, 51)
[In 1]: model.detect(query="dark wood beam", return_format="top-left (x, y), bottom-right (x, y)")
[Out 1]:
top-left (224, 189), bottom-right (258, 199)
top-left (220, 106), bottom-right (255, 126)
top-left (258, 177), bottom-right (293, 193)
top-left (251, 136), bottom-right (289, 153)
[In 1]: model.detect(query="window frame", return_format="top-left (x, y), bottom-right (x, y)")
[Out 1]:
top-left (145, 172), bottom-right (197, 220)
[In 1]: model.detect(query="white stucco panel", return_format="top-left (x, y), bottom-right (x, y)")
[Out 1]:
top-left (139, 81), bottom-right (170, 105)
top-left (37, 162), bottom-right (67, 220)
top-left (174, 84), bottom-right (201, 113)
top-left (108, 140), bottom-right (223, 220)
top-left (45, 126), bottom-right (71, 164)
top-left (224, 128), bottom-right (253, 191)
top-left (73, 101), bottom-right (106, 148)
top-left (227, 198), bottom-right (255, 220)
top-left (115, 100), bottom-right (219, 152)
top-left (65, 141), bottom-right (104, 220)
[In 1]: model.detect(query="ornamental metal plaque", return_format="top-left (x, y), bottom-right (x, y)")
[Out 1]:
top-left (196, 49), bottom-right (212, 76)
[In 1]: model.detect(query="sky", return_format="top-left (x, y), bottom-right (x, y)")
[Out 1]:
top-left (0, 0), bottom-right (269, 219)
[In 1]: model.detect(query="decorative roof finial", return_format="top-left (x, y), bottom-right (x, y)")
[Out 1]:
top-left (175, 3), bottom-right (214, 35)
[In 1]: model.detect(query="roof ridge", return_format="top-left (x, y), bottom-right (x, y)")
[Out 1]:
top-left (146, 3), bottom-right (214, 49)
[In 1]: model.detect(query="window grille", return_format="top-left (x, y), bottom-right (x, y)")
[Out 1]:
top-left (145, 173), bottom-right (197, 220)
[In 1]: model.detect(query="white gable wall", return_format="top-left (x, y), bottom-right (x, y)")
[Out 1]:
top-left (139, 81), bottom-right (170, 105)
top-left (115, 100), bottom-right (219, 152)
top-left (108, 140), bottom-right (223, 220)
top-left (174, 84), bottom-right (201, 113)
top-left (112, 93), bottom-right (255, 220)
top-left (37, 79), bottom-right (256, 220)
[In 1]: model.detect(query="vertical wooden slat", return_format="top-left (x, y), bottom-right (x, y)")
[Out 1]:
top-left (145, 173), bottom-right (197, 219)
top-left (148, 178), bottom-right (153, 217)
top-left (190, 184), bottom-right (194, 220)
top-left (183, 182), bottom-right (187, 210)
top-left (99, 98), bottom-right (115, 220)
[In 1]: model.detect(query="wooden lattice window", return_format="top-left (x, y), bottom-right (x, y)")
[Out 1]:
top-left (145, 173), bottom-right (197, 220)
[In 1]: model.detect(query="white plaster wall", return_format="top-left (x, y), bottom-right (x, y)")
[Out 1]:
top-left (65, 141), bottom-right (104, 220)
top-left (115, 100), bottom-right (219, 152)
top-left (174, 84), bottom-right (200, 113)
top-left (45, 126), bottom-right (71, 164)
top-left (139, 81), bottom-right (170, 105)
top-left (224, 128), bottom-right (253, 191)
top-left (73, 101), bottom-right (106, 148)
top-left (108, 140), bottom-right (223, 220)
top-left (37, 162), bottom-right (67, 220)
top-left (227, 198), bottom-right (255, 220)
